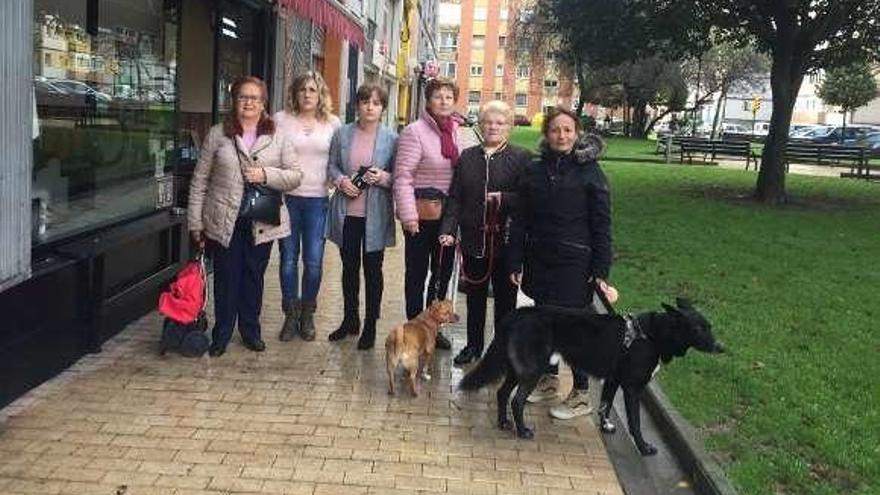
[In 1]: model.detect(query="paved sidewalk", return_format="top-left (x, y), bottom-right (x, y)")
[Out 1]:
top-left (0, 244), bottom-right (622, 495)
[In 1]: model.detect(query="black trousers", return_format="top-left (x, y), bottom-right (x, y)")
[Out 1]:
top-left (209, 218), bottom-right (272, 348)
top-left (340, 216), bottom-right (385, 320)
top-left (461, 245), bottom-right (517, 353)
top-left (403, 219), bottom-right (454, 319)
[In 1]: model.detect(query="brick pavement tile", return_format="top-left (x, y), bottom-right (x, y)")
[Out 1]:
top-left (522, 472), bottom-right (574, 489)
top-left (342, 471), bottom-right (396, 488)
top-left (394, 474), bottom-right (446, 492)
top-left (47, 466), bottom-right (107, 483)
top-left (222, 452), bottom-right (277, 467)
top-left (173, 449), bottom-right (226, 464)
top-left (154, 474), bottom-right (212, 489)
top-left (123, 447), bottom-right (177, 462)
top-left (137, 460), bottom-right (193, 476)
top-left (242, 466), bottom-right (296, 480)
top-left (445, 479), bottom-right (498, 495)
top-left (101, 470), bottom-right (162, 486)
top-left (110, 434), bottom-right (164, 449)
top-left (302, 446), bottom-right (352, 460)
top-left (350, 449), bottom-right (399, 463)
top-left (84, 457), bottom-right (142, 471)
top-left (209, 476), bottom-right (264, 492)
top-left (5, 478), bottom-right (67, 494)
top-left (314, 483), bottom-right (368, 495)
top-left (190, 463), bottom-right (241, 477)
top-left (371, 461), bottom-right (422, 477)
top-left (495, 459), bottom-right (545, 474)
top-left (260, 480), bottom-right (316, 494)
top-left (292, 466), bottom-right (344, 484)
top-left (321, 459), bottom-right (373, 474)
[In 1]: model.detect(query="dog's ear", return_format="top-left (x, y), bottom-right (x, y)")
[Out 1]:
top-left (661, 303), bottom-right (681, 316)
top-left (675, 297), bottom-right (693, 310)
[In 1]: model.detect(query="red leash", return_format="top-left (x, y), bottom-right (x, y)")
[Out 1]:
top-left (459, 198), bottom-right (502, 286)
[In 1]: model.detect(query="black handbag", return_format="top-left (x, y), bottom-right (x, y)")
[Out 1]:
top-left (234, 138), bottom-right (282, 225)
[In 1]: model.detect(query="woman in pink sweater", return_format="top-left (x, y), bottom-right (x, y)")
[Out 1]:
top-left (274, 72), bottom-right (341, 342)
top-left (393, 77), bottom-right (462, 350)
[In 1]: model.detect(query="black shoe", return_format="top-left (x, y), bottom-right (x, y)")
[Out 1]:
top-left (329, 315), bottom-right (360, 341)
top-left (208, 345), bottom-right (226, 357)
top-left (453, 346), bottom-right (480, 365)
top-left (435, 332), bottom-right (452, 350)
top-left (242, 338), bottom-right (266, 352)
top-left (357, 319), bottom-right (377, 350)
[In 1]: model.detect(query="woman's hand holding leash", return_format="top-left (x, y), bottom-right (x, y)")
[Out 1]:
top-left (438, 235), bottom-right (456, 247)
top-left (190, 230), bottom-right (206, 251)
top-left (403, 220), bottom-right (420, 235)
top-left (510, 272), bottom-right (522, 286)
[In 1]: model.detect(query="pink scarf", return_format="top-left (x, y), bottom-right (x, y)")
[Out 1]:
top-left (434, 114), bottom-right (459, 163)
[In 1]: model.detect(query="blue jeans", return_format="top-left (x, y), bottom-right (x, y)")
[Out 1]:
top-left (278, 195), bottom-right (328, 302)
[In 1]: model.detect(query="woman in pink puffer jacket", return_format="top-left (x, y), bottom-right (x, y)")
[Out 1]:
top-left (392, 77), bottom-right (463, 350)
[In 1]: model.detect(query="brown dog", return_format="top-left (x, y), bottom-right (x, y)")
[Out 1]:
top-left (385, 300), bottom-right (458, 396)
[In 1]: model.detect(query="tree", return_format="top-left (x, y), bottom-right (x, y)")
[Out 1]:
top-left (668, 0), bottom-right (880, 203)
top-left (510, 0), bottom-right (708, 135)
top-left (817, 62), bottom-right (879, 140)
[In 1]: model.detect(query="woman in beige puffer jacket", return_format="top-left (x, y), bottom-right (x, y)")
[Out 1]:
top-left (188, 76), bottom-right (302, 357)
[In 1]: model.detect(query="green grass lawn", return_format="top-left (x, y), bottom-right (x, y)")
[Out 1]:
top-left (510, 127), bottom-right (880, 495)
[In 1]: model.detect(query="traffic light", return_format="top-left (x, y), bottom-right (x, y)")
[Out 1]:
top-left (751, 96), bottom-right (762, 113)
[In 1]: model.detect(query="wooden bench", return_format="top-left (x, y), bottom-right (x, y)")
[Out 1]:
top-left (782, 143), bottom-right (874, 179)
top-left (679, 140), bottom-right (758, 169)
top-left (655, 135), bottom-right (707, 154)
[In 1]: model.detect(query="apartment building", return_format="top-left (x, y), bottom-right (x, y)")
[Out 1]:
top-left (438, 0), bottom-right (576, 119)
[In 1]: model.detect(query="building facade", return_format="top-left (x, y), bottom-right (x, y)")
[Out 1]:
top-left (1, 0), bottom-right (379, 407)
top-left (438, 0), bottom-right (576, 119)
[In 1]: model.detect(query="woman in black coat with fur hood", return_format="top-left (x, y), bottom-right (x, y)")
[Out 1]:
top-left (507, 106), bottom-right (613, 421)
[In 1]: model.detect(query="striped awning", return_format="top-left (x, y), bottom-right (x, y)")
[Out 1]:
top-left (279, 0), bottom-right (366, 48)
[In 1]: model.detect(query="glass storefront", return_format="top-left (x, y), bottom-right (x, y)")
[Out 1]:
top-left (32, 0), bottom-right (179, 244)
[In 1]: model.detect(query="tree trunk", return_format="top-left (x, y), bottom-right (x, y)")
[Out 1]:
top-left (840, 110), bottom-right (847, 144)
top-left (631, 101), bottom-right (649, 138)
top-left (710, 86), bottom-right (727, 140)
top-left (755, 52), bottom-right (804, 204)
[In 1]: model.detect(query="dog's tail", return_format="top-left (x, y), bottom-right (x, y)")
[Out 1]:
top-left (459, 335), bottom-right (508, 390)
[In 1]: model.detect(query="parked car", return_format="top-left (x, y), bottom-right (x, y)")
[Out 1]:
top-left (752, 122), bottom-right (771, 136)
top-left (720, 122), bottom-right (749, 134)
top-left (513, 114), bottom-right (530, 126)
top-left (789, 124), bottom-right (822, 137)
top-left (843, 131), bottom-right (880, 151)
top-left (808, 125), bottom-right (875, 144)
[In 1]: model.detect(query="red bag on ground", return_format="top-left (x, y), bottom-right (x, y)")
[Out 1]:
top-left (158, 258), bottom-right (206, 324)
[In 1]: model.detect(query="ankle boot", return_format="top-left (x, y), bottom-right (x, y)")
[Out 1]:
top-left (279, 299), bottom-right (301, 341)
top-left (357, 318), bottom-right (377, 350)
top-left (328, 312), bottom-right (359, 341)
top-left (299, 301), bottom-right (317, 341)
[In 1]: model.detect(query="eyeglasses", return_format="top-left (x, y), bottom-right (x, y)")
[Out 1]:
top-left (236, 95), bottom-right (262, 103)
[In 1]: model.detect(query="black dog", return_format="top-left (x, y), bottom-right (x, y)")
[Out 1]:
top-left (459, 298), bottom-right (724, 454)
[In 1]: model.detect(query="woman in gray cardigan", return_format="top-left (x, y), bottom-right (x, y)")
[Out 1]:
top-left (325, 84), bottom-right (397, 349)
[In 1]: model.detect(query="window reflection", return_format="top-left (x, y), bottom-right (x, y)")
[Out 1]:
top-left (32, 0), bottom-right (178, 244)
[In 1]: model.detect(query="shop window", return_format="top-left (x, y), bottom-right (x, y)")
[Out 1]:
top-left (32, 0), bottom-right (179, 244)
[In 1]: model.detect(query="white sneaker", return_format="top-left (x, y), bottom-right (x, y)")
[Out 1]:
top-left (549, 388), bottom-right (593, 420)
top-left (526, 374), bottom-right (559, 403)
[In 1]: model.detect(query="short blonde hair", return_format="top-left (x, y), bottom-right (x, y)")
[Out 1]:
top-left (479, 100), bottom-right (513, 125)
top-left (288, 71), bottom-right (333, 121)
